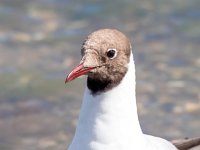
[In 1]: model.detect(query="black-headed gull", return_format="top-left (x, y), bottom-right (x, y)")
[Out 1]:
top-left (66, 29), bottom-right (200, 150)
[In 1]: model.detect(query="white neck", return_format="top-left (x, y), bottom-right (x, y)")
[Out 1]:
top-left (68, 52), bottom-right (146, 150)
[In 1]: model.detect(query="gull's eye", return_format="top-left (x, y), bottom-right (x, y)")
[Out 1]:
top-left (106, 48), bottom-right (117, 59)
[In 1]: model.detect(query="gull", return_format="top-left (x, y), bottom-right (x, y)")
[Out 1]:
top-left (65, 28), bottom-right (200, 150)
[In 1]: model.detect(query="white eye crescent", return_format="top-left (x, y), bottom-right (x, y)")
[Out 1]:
top-left (106, 48), bottom-right (117, 59)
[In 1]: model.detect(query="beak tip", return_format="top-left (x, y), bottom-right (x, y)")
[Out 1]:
top-left (65, 76), bottom-right (70, 84)
top-left (65, 79), bottom-right (67, 84)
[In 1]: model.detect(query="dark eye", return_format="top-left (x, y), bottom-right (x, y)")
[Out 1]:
top-left (106, 49), bottom-right (117, 59)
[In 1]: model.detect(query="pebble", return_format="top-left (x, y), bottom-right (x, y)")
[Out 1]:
top-left (39, 138), bottom-right (57, 148)
top-left (184, 102), bottom-right (200, 113)
top-left (173, 106), bottom-right (184, 114)
top-left (167, 80), bottom-right (185, 88)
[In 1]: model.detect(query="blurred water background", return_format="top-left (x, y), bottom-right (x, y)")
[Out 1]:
top-left (0, 0), bottom-right (200, 150)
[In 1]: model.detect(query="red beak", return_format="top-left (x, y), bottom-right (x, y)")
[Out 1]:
top-left (65, 63), bottom-right (95, 83)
